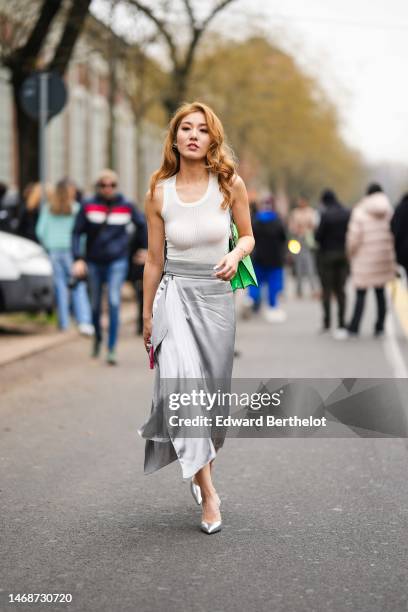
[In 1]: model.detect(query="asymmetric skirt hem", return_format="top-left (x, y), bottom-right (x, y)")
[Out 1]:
top-left (138, 259), bottom-right (235, 480)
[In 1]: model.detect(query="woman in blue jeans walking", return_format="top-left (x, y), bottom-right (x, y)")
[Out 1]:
top-left (36, 179), bottom-right (93, 335)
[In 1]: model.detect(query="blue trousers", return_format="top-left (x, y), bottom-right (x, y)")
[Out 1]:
top-left (87, 257), bottom-right (128, 351)
top-left (49, 250), bottom-right (92, 330)
top-left (248, 264), bottom-right (284, 308)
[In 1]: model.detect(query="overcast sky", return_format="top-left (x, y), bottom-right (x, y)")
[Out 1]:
top-left (229, 0), bottom-right (408, 165)
top-left (93, 0), bottom-right (408, 166)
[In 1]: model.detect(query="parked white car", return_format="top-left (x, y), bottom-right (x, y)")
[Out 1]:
top-left (0, 231), bottom-right (54, 313)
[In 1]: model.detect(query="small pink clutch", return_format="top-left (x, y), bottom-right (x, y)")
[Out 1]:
top-left (149, 345), bottom-right (154, 369)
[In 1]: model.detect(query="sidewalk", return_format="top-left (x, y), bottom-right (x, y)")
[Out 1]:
top-left (0, 289), bottom-right (137, 368)
top-left (0, 323), bottom-right (78, 367)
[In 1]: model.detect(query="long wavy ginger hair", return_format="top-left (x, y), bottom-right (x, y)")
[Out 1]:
top-left (149, 101), bottom-right (236, 209)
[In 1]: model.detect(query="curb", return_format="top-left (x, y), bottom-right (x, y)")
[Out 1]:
top-left (0, 304), bottom-right (136, 368)
top-left (0, 328), bottom-right (78, 368)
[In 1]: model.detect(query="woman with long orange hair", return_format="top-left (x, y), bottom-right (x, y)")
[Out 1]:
top-left (138, 102), bottom-right (254, 534)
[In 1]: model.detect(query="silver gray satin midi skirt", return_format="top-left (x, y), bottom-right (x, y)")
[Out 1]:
top-left (138, 259), bottom-right (236, 480)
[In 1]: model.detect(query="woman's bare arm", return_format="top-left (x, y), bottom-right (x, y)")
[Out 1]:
top-left (142, 185), bottom-right (165, 324)
top-left (214, 175), bottom-right (255, 280)
top-left (230, 175), bottom-right (255, 259)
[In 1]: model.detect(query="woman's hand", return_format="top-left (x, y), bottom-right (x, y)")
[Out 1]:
top-left (213, 251), bottom-right (240, 281)
top-left (143, 316), bottom-right (153, 352)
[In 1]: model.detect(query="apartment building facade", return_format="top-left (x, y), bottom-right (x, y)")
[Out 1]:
top-left (0, 12), bottom-right (163, 203)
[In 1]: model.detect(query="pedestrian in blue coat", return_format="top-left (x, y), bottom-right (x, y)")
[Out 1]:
top-left (71, 169), bottom-right (147, 365)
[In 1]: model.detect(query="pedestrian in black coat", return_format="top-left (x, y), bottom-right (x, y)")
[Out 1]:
top-left (315, 189), bottom-right (350, 333)
top-left (391, 193), bottom-right (408, 278)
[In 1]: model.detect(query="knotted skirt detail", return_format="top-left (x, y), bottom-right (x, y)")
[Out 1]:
top-left (138, 259), bottom-right (236, 479)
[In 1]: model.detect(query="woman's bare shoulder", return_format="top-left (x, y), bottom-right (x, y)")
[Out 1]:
top-left (231, 173), bottom-right (245, 186)
top-left (144, 184), bottom-right (164, 215)
top-left (231, 174), bottom-right (246, 193)
top-left (231, 174), bottom-right (248, 202)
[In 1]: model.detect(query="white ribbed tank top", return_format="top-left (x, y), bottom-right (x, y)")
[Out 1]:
top-left (160, 173), bottom-right (230, 264)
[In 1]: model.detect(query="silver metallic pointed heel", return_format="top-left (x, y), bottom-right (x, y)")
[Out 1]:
top-left (200, 520), bottom-right (222, 534)
top-left (190, 478), bottom-right (202, 505)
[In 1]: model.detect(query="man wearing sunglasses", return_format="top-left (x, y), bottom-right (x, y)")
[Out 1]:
top-left (71, 169), bottom-right (147, 365)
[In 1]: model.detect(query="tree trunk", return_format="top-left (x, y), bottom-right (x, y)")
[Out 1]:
top-left (164, 68), bottom-right (188, 119)
top-left (5, 0), bottom-right (91, 195)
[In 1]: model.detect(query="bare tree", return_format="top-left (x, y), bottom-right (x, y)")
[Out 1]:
top-left (1, 0), bottom-right (92, 192)
top-left (124, 26), bottom-right (165, 201)
top-left (126, 0), bottom-right (237, 117)
top-left (105, 0), bottom-right (123, 169)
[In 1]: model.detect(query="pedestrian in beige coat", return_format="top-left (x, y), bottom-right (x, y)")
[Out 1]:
top-left (346, 183), bottom-right (396, 336)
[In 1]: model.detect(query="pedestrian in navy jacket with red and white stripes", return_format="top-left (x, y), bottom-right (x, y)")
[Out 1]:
top-left (72, 169), bottom-right (147, 365)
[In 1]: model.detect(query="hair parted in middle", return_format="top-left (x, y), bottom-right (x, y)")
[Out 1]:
top-left (50, 178), bottom-right (76, 215)
top-left (149, 101), bottom-right (236, 209)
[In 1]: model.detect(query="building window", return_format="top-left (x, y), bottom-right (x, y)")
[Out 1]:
top-left (69, 88), bottom-right (88, 190)
top-left (48, 110), bottom-right (66, 183)
top-left (116, 107), bottom-right (135, 199)
top-left (90, 97), bottom-right (108, 184)
top-left (0, 68), bottom-right (13, 184)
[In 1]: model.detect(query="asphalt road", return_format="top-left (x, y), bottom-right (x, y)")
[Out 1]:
top-left (1, 289), bottom-right (408, 612)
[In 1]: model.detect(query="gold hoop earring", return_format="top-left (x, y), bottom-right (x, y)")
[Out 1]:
top-left (172, 142), bottom-right (178, 151)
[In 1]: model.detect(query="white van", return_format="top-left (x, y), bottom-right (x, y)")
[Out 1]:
top-left (0, 231), bottom-right (54, 313)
